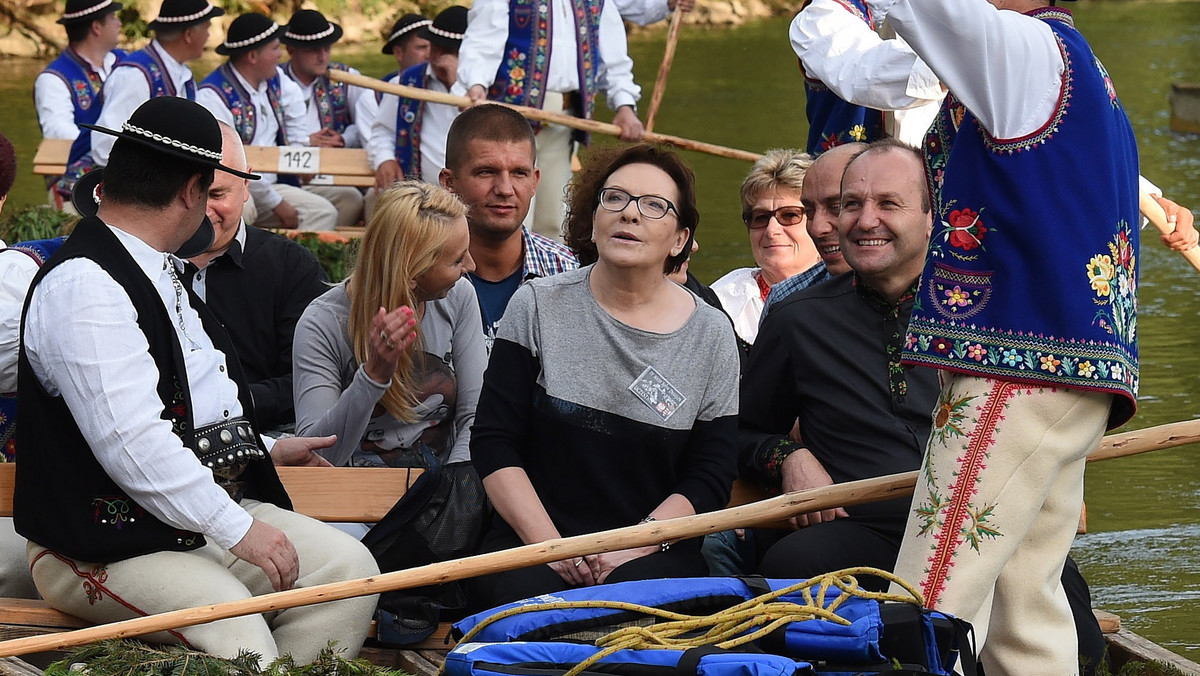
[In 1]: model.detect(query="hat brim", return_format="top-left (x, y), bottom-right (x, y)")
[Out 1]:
top-left (281, 23), bottom-right (343, 47)
top-left (381, 19), bottom-right (430, 54)
top-left (147, 4), bottom-right (224, 31)
top-left (81, 122), bottom-right (260, 181)
top-left (72, 169), bottom-right (216, 258)
top-left (57, 1), bottom-right (122, 25)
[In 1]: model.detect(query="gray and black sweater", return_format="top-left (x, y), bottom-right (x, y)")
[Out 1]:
top-left (471, 266), bottom-right (741, 540)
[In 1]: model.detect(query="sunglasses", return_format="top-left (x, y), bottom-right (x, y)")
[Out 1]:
top-left (742, 206), bottom-right (806, 230)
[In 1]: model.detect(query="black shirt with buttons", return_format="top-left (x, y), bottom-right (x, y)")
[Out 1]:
top-left (737, 272), bottom-right (938, 526)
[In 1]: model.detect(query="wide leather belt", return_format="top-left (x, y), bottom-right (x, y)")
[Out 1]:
top-left (187, 417), bottom-right (265, 500)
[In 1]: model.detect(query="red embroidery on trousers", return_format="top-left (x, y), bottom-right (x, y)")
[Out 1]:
top-left (33, 549), bottom-right (192, 646)
top-left (921, 380), bottom-right (1019, 608)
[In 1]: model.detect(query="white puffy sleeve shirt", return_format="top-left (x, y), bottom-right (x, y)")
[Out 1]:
top-left (34, 51), bottom-right (121, 141)
top-left (860, 0), bottom-right (1064, 139)
top-left (91, 42), bottom-right (196, 166)
top-left (24, 224), bottom-right (253, 549)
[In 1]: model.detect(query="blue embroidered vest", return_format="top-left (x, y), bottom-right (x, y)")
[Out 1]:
top-left (801, 0), bottom-right (882, 154)
top-left (376, 69), bottom-right (400, 103)
top-left (0, 237), bottom-right (66, 462)
top-left (199, 63), bottom-right (289, 146)
top-left (489, 0), bottom-right (602, 128)
top-left (117, 42), bottom-right (197, 100)
top-left (42, 48), bottom-right (128, 199)
top-left (393, 63), bottom-right (428, 179)
top-left (902, 8), bottom-right (1140, 428)
top-left (285, 62), bottom-right (352, 134)
top-left (41, 48), bottom-right (128, 165)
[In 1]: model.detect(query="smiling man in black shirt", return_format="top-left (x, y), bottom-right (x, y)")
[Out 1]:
top-left (738, 139), bottom-right (934, 589)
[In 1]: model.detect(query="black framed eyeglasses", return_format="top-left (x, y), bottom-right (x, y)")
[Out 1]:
top-left (597, 187), bottom-right (678, 220)
top-left (742, 205), bottom-right (806, 230)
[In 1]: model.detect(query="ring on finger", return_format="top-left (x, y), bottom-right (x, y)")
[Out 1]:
top-left (573, 559), bottom-right (583, 568)
top-left (380, 329), bottom-right (397, 350)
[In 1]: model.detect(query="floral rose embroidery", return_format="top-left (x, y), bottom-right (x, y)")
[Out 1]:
top-left (946, 208), bottom-right (987, 250)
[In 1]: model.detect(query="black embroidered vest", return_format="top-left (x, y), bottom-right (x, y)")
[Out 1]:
top-left (14, 216), bottom-right (291, 562)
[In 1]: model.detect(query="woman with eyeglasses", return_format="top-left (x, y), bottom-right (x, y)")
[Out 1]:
top-left (467, 144), bottom-right (740, 610)
top-left (710, 150), bottom-right (822, 351)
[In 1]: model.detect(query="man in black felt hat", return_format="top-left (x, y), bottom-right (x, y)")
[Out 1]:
top-left (90, 0), bottom-right (223, 167)
top-left (34, 0), bottom-right (126, 211)
top-left (15, 96), bottom-right (379, 663)
top-left (353, 13), bottom-right (431, 139)
top-left (197, 12), bottom-right (343, 232)
top-left (274, 9), bottom-right (367, 228)
top-left (366, 5), bottom-right (467, 213)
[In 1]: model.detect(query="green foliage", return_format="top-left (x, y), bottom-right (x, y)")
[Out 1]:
top-left (44, 639), bottom-right (412, 676)
top-left (1088, 651), bottom-right (1191, 676)
top-left (290, 233), bottom-right (359, 283)
top-left (0, 205), bottom-right (78, 245)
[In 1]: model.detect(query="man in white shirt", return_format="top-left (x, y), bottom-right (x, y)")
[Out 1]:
top-left (280, 9), bottom-right (368, 228)
top-left (367, 5), bottom-right (467, 217)
top-left (16, 96), bottom-right (378, 663)
top-left (197, 13), bottom-right (339, 232)
top-left (34, 0), bottom-right (125, 209)
top-left (90, 0), bottom-right (223, 167)
top-left (353, 13), bottom-right (431, 141)
top-left (458, 0), bottom-right (645, 239)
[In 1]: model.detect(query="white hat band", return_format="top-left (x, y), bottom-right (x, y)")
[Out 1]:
top-left (122, 122), bottom-right (223, 160)
top-left (285, 24), bottom-right (335, 41)
top-left (427, 24), bottom-right (464, 40)
top-left (223, 24), bottom-right (280, 49)
top-left (154, 2), bottom-right (216, 23)
top-left (62, 0), bottom-right (114, 20)
top-left (387, 19), bottom-right (431, 43)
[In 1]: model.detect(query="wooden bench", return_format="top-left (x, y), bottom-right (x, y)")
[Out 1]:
top-left (32, 138), bottom-right (375, 188)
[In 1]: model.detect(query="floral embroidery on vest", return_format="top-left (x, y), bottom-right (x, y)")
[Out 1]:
top-left (1089, 220), bottom-right (1137, 345)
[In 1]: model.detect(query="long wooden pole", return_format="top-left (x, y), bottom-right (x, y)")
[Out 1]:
top-left (1, 418), bottom-right (1197, 658)
top-left (327, 70), bottom-right (762, 163)
top-left (1138, 190), bottom-right (1200, 273)
top-left (644, 9), bottom-right (686, 133)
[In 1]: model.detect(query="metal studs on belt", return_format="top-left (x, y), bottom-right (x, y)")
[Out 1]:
top-left (220, 429), bottom-right (234, 444)
top-left (238, 425), bottom-right (251, 441)
top-left (198, 438), bottom-right (211, 452)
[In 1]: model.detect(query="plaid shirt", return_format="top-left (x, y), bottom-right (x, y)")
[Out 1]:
top-left (521, 228), bottom-right (578, 279)
top-left (760, 261), bottom-right (833, 321)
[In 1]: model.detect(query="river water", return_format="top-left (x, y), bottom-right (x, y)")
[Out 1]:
top-left (1, 2), bottom-right (1198, 661)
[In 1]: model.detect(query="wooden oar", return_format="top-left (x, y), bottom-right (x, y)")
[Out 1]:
top-left (2, 417), bottom-right (1197, 658)
top-left (1139, 190), bottom-right (1200, 273)
top-left (327, 70), bottom-right (761, 163)
top-left (644, 8), bottom-right (687, 133)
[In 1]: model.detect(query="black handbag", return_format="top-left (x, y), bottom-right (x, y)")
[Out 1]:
top-left (361, 445), bottom-right (491, 645)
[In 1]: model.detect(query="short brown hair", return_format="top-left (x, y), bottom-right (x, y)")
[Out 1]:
top-left (444, 104), bottom-right (536, 173)
top-left (564, 144), bottom-right (699, 274)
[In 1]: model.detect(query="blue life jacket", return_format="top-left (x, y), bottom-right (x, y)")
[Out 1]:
top-left (451, 577), bottom-right (975, 675)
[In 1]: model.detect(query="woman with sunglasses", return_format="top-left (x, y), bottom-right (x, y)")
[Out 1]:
top-left (711, 150), bottom-right (821, 351)
top-left (467, 145), bottom-right (740, 610)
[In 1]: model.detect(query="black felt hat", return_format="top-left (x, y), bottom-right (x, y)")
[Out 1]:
top-left (58, 0), bottom-right (123, 26)
top-left (82, 97), bottom-right (259, 180)
top-left (281, 9), bottom-right (343, 47)
top-left (420, 6), bottom-right (467, 52)
top-left (147, 0), bottom-right (224, 31)
top-left (72, 169), bottom-right (216, 258)
top-left (381, 13), bottom-right (430, 55)
top-left (216, 13), bottom-right (281, 55)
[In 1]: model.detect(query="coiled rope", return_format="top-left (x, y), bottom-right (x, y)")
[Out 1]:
top-left (445, 567), bottom-right (925, 676)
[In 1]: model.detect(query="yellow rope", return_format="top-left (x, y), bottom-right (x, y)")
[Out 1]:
top-left (441, 568), bottom-right (925, 676)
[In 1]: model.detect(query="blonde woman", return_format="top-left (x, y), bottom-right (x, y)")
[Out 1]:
top-left (293, 182), bottom-right (486, 499)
